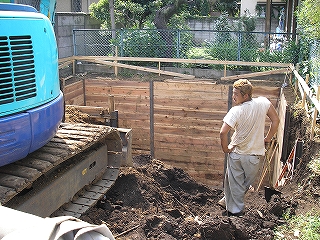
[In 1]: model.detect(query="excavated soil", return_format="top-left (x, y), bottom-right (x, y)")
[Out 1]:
top-left (78, 104), bottom-right (320, 239)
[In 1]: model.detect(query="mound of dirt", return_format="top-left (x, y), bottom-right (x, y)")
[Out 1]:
top-left (81, 155), bottom-right (293, 240)
top-left (79, 104), bottom-right (320, 240)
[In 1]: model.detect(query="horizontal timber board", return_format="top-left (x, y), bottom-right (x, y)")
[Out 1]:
top-left (64, 88), bottom-right (84, 102)
top-left (154, 125), bottom-right (221, 136)
top-left (64, 80), bottom-right (83, 92)
top-left (73, 56), bottom-right (289, 68)
top-left (65, 96), bottom-right (84, 106)
top-left (154, 81), bottom-right (225, 91)
top-left (155, 134), bottom-right (221, 146)
top-left (155, 153), bottom-right (225, 171)
top-left (86, 86), bottom-right (150, 97)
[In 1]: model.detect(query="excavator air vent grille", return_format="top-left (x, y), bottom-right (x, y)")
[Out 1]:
top-left (0, 35), bottom-right (36, 105)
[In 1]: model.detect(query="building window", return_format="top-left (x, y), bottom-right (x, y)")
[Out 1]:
top-left (72, 0), bottom-right (81, 12)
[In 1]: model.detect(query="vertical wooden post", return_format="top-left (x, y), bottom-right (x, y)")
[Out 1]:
top-left (311, 86), bottom-right (320, 139)
top-left (109, 95), bottom-right (117, 127)
top-left (150, 80), bottom-right (154, 159)
top-left (83, 78), bottom-right (86, 106)
top-left (224, 64), bottom-right (227, 77)
top-left (158, 62), bottom-right (161, 76)
top-left (73, 59), bottom-right (76, 76)
top-left (109, 95), bottom-right (115, 112)
top-left (223, 85), bottom-right (233, 188)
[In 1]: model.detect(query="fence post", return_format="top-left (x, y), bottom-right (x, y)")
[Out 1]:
top-left (150, 80), bottom-right (154, 159)
top-left (311, 86), bottom-right (320, 139)
top-left (72, 29), bottom-right (76, 75)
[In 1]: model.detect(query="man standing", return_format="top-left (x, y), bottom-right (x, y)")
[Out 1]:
top-left (219, 79), bottom-right (279, 216)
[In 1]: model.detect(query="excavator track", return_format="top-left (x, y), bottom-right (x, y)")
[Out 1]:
top-left (0, 122), bottom-right (125, 218)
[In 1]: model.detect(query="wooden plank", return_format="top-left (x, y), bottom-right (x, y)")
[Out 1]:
top-left (154, 145), bottom-right (223, 160)
top-left (85, 86), bottom-right (150, 96)
top-left (154, 125), bottom-right (221, 136)
top-left (154, 98), bottom-right (228, 109)
top-left (154, 117), bottom-right (223, 129)
top-left (80, 58), bottom-right (196, 79)
top-left (65, 95), bottom-right (84, 106)
top-left (153, 89), bottom-right (228, 99)
top-left (155, 153), bottom-right (225, 171)
top-left (253, 86), bottom-right (281, 97)
top-left (154, 81), bottom-right (226, 92)
top-left (85, 79), bottom-right (150, 88)
top-left (221, 68), bottom-right (289, 81)
top-left (66, 105), bottom-right (108, 113)
top-left (64, 80), bottom-right (83, 92)
top-left (155, 134), bottom-right (221, 146)
top-left (73, 56), bottom-right (290, 68)
top-left (64, 89), bottom-right (84, 101)
top-left (154, 108), bottom-right (227, 119)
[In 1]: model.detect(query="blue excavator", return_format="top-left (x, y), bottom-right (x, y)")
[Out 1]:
top-left (0, 0), bottom-right (131, 228)
top-left (0, 0), bottom-right (63, 167)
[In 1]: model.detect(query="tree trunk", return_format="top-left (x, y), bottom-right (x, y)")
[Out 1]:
top-left (154, 0), bottom-right (188, 29)
top-left (154, 0), bottom-right (188, 58)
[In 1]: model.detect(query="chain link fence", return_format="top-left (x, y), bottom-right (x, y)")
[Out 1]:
top-left (74, 29), bottom-right (298, 69)
top-left (309, 41), bottom-right (320, 86)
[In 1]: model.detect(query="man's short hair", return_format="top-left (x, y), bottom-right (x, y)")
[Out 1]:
top-left (233, 79), bottom-right (253, 98)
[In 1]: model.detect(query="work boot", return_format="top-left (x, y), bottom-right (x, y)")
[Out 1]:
top-left (218, 196), bottom-right (226, 208)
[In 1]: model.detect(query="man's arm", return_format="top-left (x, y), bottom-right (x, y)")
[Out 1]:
top-left (220, 122), bottom-right (232, 153)
top-left (265, 104), bottom-right (280, 143)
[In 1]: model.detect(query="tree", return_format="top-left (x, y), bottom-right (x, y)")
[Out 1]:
top-left (154, 0), bottom-right (190, 30)
top-left (213, 0), bottom-right (239, 17)
top-left (90, 0), bottom-right (162, 29)
top-left (296, 0), bottom-right (320, 40)
top-left (90, 0), bottom-right (214, 29)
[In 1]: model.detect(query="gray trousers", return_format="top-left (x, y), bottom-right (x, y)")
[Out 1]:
top-left (224, 152), bottom-right (262, 214)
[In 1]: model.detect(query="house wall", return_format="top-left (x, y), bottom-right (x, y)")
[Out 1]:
top-left (54, 12), bottom-right (101, 58)
top-left (56, 0), bottom-right (99, 13)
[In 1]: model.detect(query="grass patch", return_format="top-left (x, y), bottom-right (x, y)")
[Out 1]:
top-left (275, 210), bottom-right (320, 239)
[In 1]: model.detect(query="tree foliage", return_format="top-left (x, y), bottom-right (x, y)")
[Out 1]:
top-left (213, 0), bottom-right (239, 17)
top-left (90, 0), bottom-right (219, 29)
top-left (90, 0), bottom-right (164, 29)
top-left (296, 0), bottom-right (320, 40)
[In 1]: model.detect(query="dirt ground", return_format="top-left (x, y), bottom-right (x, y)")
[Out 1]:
top-left (76, 103), bottom-right (320, 240)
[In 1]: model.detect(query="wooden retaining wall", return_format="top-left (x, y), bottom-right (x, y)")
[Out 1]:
top-left (64, 77), bottom-right (281, 187)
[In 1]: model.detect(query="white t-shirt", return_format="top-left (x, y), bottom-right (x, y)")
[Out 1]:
top-left (223, 96), bottom-right (271, 155)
